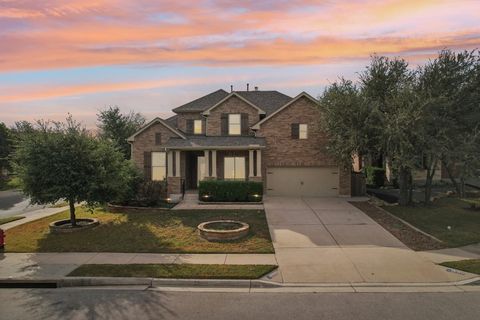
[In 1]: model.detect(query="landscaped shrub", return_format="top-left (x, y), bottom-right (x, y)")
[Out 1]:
top-left (114, 179), bottom-right (168, 207)
top-left (199, 180), bottom-right (263, 202)
top-left (365, 166), bottom-right (385, 188)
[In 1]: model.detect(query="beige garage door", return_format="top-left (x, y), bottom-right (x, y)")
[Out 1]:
top-left (266, 167), bottom-right (339, 196)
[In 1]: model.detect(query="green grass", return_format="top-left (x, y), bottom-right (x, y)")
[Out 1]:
top-left (440, 259), bottom-right (480, 275)
top-left (0, 216), bottom-right (24, 225)
top-left (383, 197), bottom-right (480, 247)
top-left (49, 201), bottom-right (69, 208)
top-left (4, 207), bottom-right (274, 253)
top-left (68, 264), bottom-right (277, 279)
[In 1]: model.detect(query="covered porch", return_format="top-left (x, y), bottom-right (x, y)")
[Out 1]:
top-left (165, 136), bottom-right (265, 195)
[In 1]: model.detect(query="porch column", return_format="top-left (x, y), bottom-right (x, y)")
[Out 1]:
top-left (175, 151), bottom-right (181, 177)
top-left (167, 151), bottom-right (174, 177)
top-left (211, 150), bottom-right (217, 178)
top-left (249, 150), bottom-right (255, 177)
top-left (204, 150), bottom-right (210, 177)
top-left (256, 149), bottom-right (262, 177)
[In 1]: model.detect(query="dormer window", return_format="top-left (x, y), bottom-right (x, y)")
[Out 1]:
top-left (228, 114), bottom-right (241, 135)
top-left (194, 119), bottom-right (202, 134)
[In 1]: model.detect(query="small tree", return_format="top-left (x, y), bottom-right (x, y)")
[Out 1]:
top-left (97, 106), bottom-right (145, 159)
top-left (13, 117), bottom-right (136, 226)
top-left (0, 123), bottom-right (12, 175)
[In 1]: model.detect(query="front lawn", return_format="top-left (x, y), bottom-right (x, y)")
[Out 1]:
top-left (0, 216), bottom-right (24, 225)
top-left (68, 264), bottom-right (277, 279)
top-left (440, 259), bottom-right (480, 275)
top-left (383, 197), bottom-right (480, 247)
top-left (5, 207), bottom-right (274, 253)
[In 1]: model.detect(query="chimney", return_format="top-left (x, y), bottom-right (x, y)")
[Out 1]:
top-left (247, 83), bottom-right (249, 91)
top-left (255, 86), bottom-right (258, 91)
top-left (230, 85), bottom-right (233, 92)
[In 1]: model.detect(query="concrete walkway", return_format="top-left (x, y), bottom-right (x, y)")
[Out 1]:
top-left (0, 252), bottom-right (277, 279)
top-left (264, 196), bottom-right (478, 284)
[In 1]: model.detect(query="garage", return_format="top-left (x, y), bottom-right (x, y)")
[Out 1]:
top-left (266, 167), bottom-right (339, 197)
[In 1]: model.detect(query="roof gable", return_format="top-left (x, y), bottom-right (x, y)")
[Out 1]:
top-left (202, 92), bottom-right (266, 115)
top-left (235, 91), bottom-right (292, 115)
top-left (127, 117), bottom-right (186, 142)
top-left (251, 92), bottom-right (319, 130)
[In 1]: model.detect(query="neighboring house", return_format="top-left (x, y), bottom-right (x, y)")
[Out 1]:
top-left (127, 88), bottom-right (351, 197)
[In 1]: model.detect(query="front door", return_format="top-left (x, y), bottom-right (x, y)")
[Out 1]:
top-left (197, 156), bottom-right (205, 186)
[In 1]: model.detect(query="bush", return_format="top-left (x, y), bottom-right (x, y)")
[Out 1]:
top-left (199, 180), bottom-right (263, 202)
top-left (365, 166), bottom-right (385, 188)
top-left (114, 178), bottom-right (168, 207)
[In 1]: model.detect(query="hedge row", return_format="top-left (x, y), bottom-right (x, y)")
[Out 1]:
top-left (199, 180), bottom-right (263, 202)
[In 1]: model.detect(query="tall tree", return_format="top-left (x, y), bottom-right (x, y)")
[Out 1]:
top-left (417, 50), bottom-right (480, 202)
top-left (13, 116), bottom-right (136, 226)
top-left (0, 123), bottom-right (12, 175)
top-left (97, 106), bottom-right (145, 159)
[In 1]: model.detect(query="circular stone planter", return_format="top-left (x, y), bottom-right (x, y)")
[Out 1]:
top-left (197, 220), bottom-right (250, 242)
top-left (49, 218), bottom-right (99, 234)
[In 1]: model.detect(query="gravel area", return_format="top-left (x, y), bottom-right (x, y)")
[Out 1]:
top-left (350, 201), bottom-right (446, 251)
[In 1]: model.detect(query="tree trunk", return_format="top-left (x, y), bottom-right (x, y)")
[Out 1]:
top-left (69, 199), bottom-right (76, 227)
top-left (424, 158), bottom-right (438, 205)
top-left (442, 159), bottom-right (461, 195)
top-left (398, 166), bottom-right (412, 206)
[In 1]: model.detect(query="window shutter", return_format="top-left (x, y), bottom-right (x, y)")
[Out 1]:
top-left (143, 151), bottom-right (152, 180)
top-left (291, 123), bottom-right (299, 139)
top-left (186, 119), bottom-right (194, 134)
top-left (155, 133), bottom-right (161, 145)
top-left (241, 113), bottom-right (249, 136)
top-left (221, 113), bottom-right (228, 135)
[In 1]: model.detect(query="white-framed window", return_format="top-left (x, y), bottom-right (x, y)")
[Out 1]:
top-left (224, 157), bottom-right (245, 180)
top-left (299, 124), bottom-right (308, 139)
top-left (152, 152), bottom-right (166, 181)
top-left (228, 114), bottom-right (241, 135)
top-left (194, 119), bottom-right (202, 134)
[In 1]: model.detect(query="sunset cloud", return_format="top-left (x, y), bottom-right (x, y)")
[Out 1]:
top-left (0, 0), bottom-right (479, 126)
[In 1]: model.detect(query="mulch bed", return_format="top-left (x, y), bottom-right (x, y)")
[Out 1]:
top-left (350, 201), bottom-right (446, 251)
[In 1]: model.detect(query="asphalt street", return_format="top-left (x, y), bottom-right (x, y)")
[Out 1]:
top-left (0, 288), bottom-right (479, 320)
top-left (0, 190), bottom-right (44, 218)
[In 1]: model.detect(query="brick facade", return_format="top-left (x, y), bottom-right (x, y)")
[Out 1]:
top-left (131, 121), bottom-right (181, 170)
top-left (130, 92), bottom-right (353, 197)
top-left (206, 96), bottom-right (260, 136)
top-left (256, 96), bottom-right (350, 196)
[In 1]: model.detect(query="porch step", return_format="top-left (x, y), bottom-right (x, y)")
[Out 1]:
top-left (183, 193), bottom-right (198, 200)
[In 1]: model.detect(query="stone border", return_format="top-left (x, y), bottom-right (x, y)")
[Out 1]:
top-left (198, 220), bottom-right (250, 241)
top-left (107, 203), bottom-right (173, 213)
top-left (198, 201), bottom-right (263, 205)
top-left (49, 218), bottom-right (99, 234)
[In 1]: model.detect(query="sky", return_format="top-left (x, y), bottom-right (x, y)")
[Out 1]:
top-left (1, 0), bottom-right (479, 127)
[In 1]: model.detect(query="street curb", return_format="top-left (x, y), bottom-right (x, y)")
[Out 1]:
top-left (1, 276), bottom-right (479, 290)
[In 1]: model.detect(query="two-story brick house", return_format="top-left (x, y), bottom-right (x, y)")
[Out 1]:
top-left (127, 88), bottom-right (351, 197)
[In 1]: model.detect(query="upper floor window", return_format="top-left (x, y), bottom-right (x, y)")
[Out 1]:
top-left (194, 119), bottom-right (202, 134)
top-left (291, 123), bottom-right (308, 139)
top-left (299, 124), bottom-right (308, 139)
top-left (155, 133), bottom-right (162, 145)
top-left (228, 114), bottom-right (241, 135)
top-left (151, 152), bottom-right (166, 181)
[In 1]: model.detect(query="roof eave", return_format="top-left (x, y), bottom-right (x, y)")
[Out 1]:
top-left (202, 92), bottom-right (266, 116)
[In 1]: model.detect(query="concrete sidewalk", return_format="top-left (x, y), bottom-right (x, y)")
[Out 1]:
top-left (0, 252), bottom-right (278, 279)
top-left (1, 205), bottom-right (70, 230)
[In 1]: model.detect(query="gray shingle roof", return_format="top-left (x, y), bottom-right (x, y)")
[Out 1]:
top-left (235, 91), bottom-right (292, 115)
top-left (172, 89), bottom-right (229, 113)
top-left (165, 136), bottom-right (266, 148)
top-left (171, 89), bottom-right (292, 115)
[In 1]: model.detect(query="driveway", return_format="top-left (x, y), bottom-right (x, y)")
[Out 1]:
top-left (264, 196), bottom-right (475, 284)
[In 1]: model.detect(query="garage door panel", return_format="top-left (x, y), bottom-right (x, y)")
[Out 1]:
top-left (267, 167), bottom-right (338, 197)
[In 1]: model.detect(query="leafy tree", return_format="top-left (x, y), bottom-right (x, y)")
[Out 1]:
top-left (0, 123), bottom-right (12, 175)
top-left (97, 106), bottom-right (145, 159)
top-left (13, 117), bottom-right (137, 226)
top-left (417, 50), bottom-right (480, 202)
top-left (321, 55), bottom-right (421, 206)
